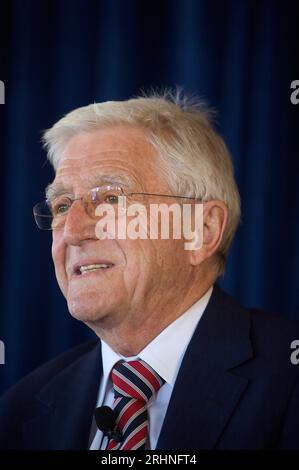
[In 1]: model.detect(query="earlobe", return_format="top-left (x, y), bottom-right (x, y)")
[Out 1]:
top-left (189, 200), bottom-right (228, 267)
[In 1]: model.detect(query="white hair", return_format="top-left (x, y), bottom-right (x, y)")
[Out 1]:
top-left (43, 89), bottom-right (241, 274)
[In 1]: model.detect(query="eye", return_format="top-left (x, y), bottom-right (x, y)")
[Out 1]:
top-left (51, 197), bottom-right (72, 216)
top-left (105, 194), bottom-right (120, 204)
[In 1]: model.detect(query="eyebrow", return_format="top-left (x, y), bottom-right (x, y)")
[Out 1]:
top-left (45, 173), bottom-right (132, 200)
top-left (45, 182), bottom-right (67, 201)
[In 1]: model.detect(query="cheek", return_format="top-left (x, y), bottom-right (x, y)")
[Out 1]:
top-left (51, 237), bottom-right (60, 266)
top-left (124, 240), bottom-right (163, 286)
top-left (51, 236), bottom-right (67, 284)
top-left (118, 240), bottom-right (150, 289)
top-left (157, 240), bottom-right (188, 278)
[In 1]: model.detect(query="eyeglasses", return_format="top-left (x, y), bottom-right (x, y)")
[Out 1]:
top-left (33, 184), bottom-right (201, 230)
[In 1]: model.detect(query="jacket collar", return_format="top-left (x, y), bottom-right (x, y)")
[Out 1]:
top-left (156, 285), bottom-right (253, 449)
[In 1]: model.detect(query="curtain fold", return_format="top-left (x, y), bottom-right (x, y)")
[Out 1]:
top-left (0, 0), bottom-right (298, 394)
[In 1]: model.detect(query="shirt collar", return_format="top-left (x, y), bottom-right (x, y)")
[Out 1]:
top-left (101, 286), bottom-right (213, 388)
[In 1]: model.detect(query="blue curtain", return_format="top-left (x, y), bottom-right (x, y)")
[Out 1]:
top-left (0, 0), bottom-right (298, 394)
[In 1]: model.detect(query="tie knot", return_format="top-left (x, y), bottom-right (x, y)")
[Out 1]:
top-left (111, 359), bottom-right (164, 403)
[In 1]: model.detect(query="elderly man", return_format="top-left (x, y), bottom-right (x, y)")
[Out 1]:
top-left (0, 92), bottom-right (298, 450)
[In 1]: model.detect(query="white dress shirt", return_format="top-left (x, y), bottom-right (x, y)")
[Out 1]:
top-left (90, 286), bottom-right (213, 450)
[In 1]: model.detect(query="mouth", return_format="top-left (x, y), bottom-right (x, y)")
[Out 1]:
top-left (73, 261), bottom-right (115, 276)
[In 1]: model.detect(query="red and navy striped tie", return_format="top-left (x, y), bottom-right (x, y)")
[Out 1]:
top-left (107, 359), bottom-right (164, 450)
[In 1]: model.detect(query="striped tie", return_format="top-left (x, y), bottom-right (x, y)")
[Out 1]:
top-left (107, 359), bottom-right (164, 450)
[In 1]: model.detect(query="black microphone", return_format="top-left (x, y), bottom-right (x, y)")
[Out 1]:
top-left (94, 406), bottom-right (123, 442)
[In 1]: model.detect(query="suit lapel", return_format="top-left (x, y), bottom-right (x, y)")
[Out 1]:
top-left (23, 341), bottom-right (102, 449)
top-left (157, 286), bottom-right (253, 450)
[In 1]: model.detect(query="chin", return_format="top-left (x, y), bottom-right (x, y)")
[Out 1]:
top-left (68, 300), bottom-right (100, 321)
top-left (66, 293), bottom-right (117, 325)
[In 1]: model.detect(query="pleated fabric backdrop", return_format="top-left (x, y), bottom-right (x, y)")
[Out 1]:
top-left (0, 0), bottom-right (298, 393)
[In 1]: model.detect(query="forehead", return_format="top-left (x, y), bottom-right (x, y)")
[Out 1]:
top-left (55, 125), bottom-right (158, 184)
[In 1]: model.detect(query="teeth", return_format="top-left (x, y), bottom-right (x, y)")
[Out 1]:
top-left (79, 264), bottom-right (112, 274)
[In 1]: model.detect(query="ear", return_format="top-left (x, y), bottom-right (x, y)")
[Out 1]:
top-left (189, 200), bottom-right (228, 267)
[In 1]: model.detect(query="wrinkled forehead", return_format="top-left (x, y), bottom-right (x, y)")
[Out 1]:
top-left (56, 150), bottom-right (136, 178)
top-left (47, 128), bottom-right (163, 198)
top-left (58, 126), bottom-right (154, 163)
top-left (46, 171), bottom-right (131, 200)
top-left (56, 127), bottom-right (158, 175)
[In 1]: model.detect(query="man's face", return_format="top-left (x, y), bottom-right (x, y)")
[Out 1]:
top-left (51, 125), bottom-right (190, 332)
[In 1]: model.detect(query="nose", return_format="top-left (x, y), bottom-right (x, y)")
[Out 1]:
top-left (62, 200), bottom-right (96, 245)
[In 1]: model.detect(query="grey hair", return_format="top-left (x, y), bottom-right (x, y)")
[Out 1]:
top-left (43, 89), bottom-right (241, 274)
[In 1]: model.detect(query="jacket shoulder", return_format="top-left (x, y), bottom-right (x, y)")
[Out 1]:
top-left (218, 285), bottom-right (299, 345)
top-left (249, 308), bottom-right (299, 368)
top-left (214, 286), bottom-right (299, 373)
top-left (0, 340), bottom-right (99, 402)
top-left (0, 340), bottom-right (100, 421)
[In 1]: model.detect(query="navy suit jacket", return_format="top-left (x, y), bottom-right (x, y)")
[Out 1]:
top-left (1, 286), bottom-right (299, 449)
